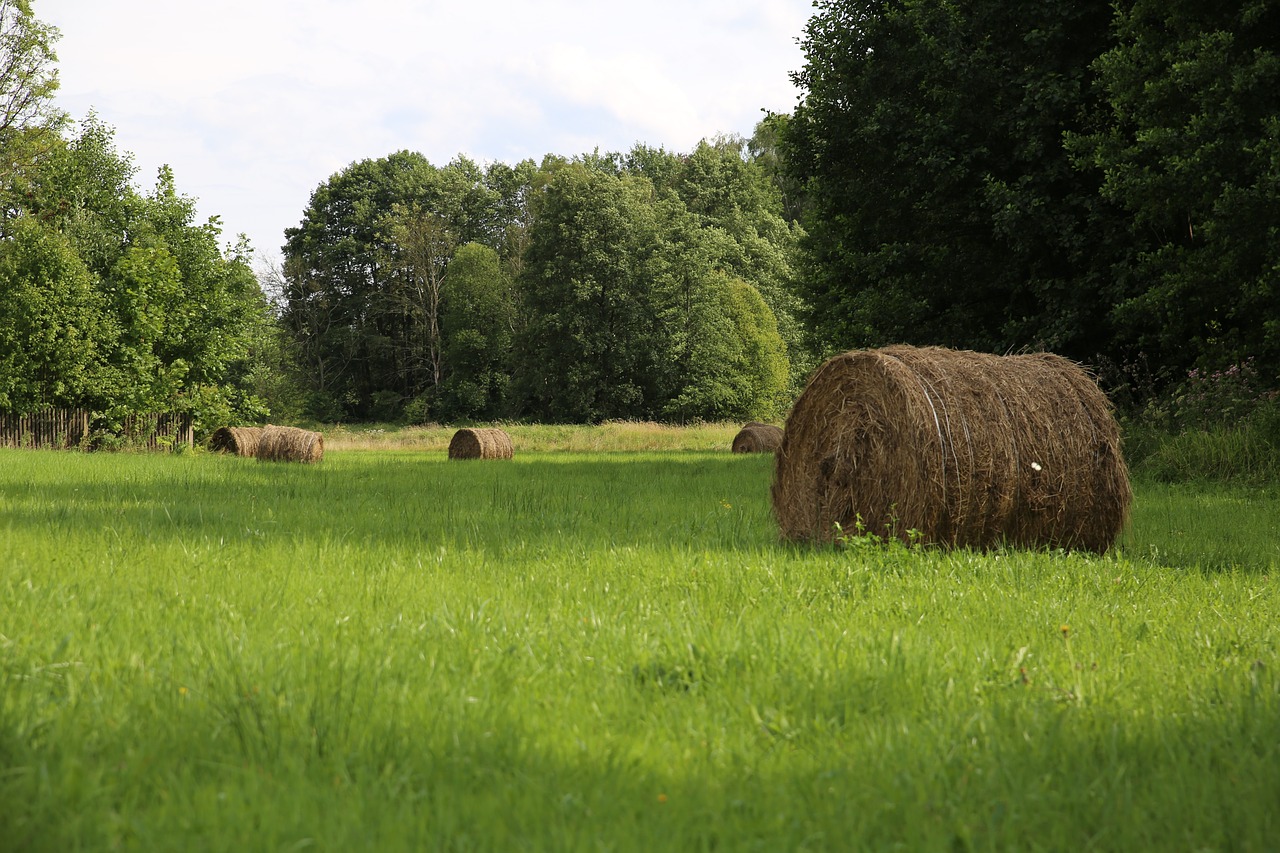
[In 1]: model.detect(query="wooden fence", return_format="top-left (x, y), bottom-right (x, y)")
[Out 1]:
top-left (0, 409), bottom-right (194, 451)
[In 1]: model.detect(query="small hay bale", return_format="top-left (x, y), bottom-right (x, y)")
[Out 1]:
top-left (771, 345), bottom-right (1131, 553)
top-left (254, 425), bottom-right (324, 463)
top-left (448, 427), bottom-right (513, 460)
top-left (732, 422), bottom-right (784, 453)
top-left (209, 426), bottom-right (264, 457)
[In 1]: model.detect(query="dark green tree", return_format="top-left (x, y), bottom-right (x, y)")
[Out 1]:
top-left (785, 0), bottom-right (1121, 362)
top-left (282, 152), bottom-right (526, 419)
top-left (669, 136), bottom-right (809, 386)
top-left (514, 163), bottom-right (662, 421)
top-left (0, 214), bottom-right (114, 411)
top-left (1067, 0), bottom-right (1280, 379)
top-left (435, 242), bottom-right (514, 421)
top-left (282, 151), bottom-right (437, 418)
top-left (516, 159), bottom-right (793, 423)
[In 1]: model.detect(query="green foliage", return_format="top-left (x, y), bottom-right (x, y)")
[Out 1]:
top-left (1124, 359), bottom-right (1280, 485)
top-left (663, 274), bottom-right (790, 422)
top-left (0, 215), bottom-right (114, 410)
top-left (1066, 0), bottom-right (1280, 376)
top-left (786, 0), bottom-right (1121, 361)
top-left (281, 153), bottom-right (530, 420)
top-left (0, 0), bottom-right (66, 202)
top-left (0, 23), bottom-right (276, 432)
top-left (436, 242), bottom-right (513, 421)
top-left (281, 136), bottom-right (808, 425)
top-left (515, 163), bottom-right (660, 421)
top-left (515, 157), bottom-right (799, 424)
top-left (786, 0), bottom-right (1279, 388)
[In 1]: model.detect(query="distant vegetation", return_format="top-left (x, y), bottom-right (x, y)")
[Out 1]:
top-left (1, 0), bottom-right (1275, 446)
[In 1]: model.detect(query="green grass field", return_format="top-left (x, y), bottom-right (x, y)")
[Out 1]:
top-left (1, 437), bottom-right (1277, 851)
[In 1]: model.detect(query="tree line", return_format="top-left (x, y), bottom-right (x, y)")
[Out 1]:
top-left (2, 0), bottom-right (1274, 434)
top-left (783, 0), bottom-right (1279, 406)
top-left (1, 0), bottom-right (270, 435)
top-left (273, 142), bottom-right (804, 423)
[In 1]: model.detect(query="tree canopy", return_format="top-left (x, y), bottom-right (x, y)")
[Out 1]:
top-left (10, 0), bottom-right (1273, 431)
top-left (0, 41), bottom-right (272, 434)
top-left (784, 0), bottom-right (1279, 393)
top-left (279, 141), bottom-right (802, 424)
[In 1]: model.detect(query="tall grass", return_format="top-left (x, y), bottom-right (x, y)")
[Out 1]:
top-left (312, 420), bottom-right (748, 453)
top-left (1, 447), bottom-right (1277, 851)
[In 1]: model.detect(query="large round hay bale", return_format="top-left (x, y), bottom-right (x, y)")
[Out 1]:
top-left (732, 422), bottom-right (784, 453)
top-left (772, 345), bottom-right (1131, 553)
top-left (448, 427), bottom-right (513, 460)
top-left (209, 426), bottom-right (264, 457)
top-left (254, 425), bottom-right (324, 463)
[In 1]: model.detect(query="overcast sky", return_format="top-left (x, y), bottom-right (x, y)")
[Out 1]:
top-left (40, 1), bottom-right (813, 270)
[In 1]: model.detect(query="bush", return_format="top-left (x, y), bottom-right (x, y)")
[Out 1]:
top-left (1122, 360), bottom-right (1280, 484)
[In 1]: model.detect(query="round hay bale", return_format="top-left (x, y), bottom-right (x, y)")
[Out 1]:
top-left (772, 345), bottom-right (1131, 553)
top-left (448, 427), bottom-right (513, 460)
top-left (732, 422), bottom-right (784, 453)
top-left (254, 425), bottom-right (324, 463)
top-left (209, 426), bottom-right (264, 457)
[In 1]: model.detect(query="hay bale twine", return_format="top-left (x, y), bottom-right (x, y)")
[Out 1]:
top-left (772, 345), bottom-right (1131, 553)
top-left (209, 426), bottom-right (264, 457)
top-left (254, 425), bottom-right (324, 463)
top-left (732, 422), bottom-right (784, 453)
top-left (448, 427), bottom-right (513, 460)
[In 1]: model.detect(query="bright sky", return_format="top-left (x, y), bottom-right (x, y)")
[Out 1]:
top-left (39, 1), bottom-right (813, 271)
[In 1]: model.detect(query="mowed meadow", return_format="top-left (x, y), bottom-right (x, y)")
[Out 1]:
top-left (2, 425), bottom-right (1278, 851)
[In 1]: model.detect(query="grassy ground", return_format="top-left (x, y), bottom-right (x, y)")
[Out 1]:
top-left (1, 442), bottom-right (1277, 851)
top-left (312, 420), bottom-right (749, 453)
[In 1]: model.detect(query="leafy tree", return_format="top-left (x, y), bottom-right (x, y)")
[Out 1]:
top-left (0, 214), bottom-right (114, 411)
top-left (514, 163), bottom-right (663, 421)
top-left (0, 0), bottom-right (66, 219)
top-left (671, 136), bottom-right (809, 386)
top-left (436, 242), bottom-right (514, 421)
top-left (618, 137), bottom-right (810, 396)
top-left (4, 112), bottom-right (269, 429)
top-left (662, 272), bottom-right (789, 422)
top-left (379, 203), bottom-right (456, 399)
top-left (748, 112), bottom-right (806, 226)
top-left (282, 152), bottom-right (527, 419)
top-left (1067, 0), bottom-right (1280, 379)
top-left (785, 0), bottom-right (1121, 362)
top-left (517, 159), bottom-right (793, 423)
top-left (282, 151), bottom-right (436, 417)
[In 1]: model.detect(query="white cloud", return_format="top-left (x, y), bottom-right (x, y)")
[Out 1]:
top-left (39, 0), bottom-right (810, 266)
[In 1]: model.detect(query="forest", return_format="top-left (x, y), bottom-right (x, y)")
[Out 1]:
top-left (1, 0), bottom-right (1276, 435)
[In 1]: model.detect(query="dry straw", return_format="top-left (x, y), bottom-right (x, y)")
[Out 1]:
top-left (771, 345), bottom-right (1132, 553)
top-left (448, 427), bottom-right (513, 460)
top-left (255, 425), bottom-right (324, 463)
top-left (209, 426), bottom-right (264, 457)
top-left (732, 422), bottom-right (784, 453)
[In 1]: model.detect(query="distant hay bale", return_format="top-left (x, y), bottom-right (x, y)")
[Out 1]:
top-left (254, 425), bottom-right (324, 463)
top-left (772, 345), bottom-right (1131, 553)
top-left (209, 426), bottom-right (264, 457)
top-left (448, 427), bottom-right (513, 460)
top-left (732, 422), bottom-right (784, 453)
